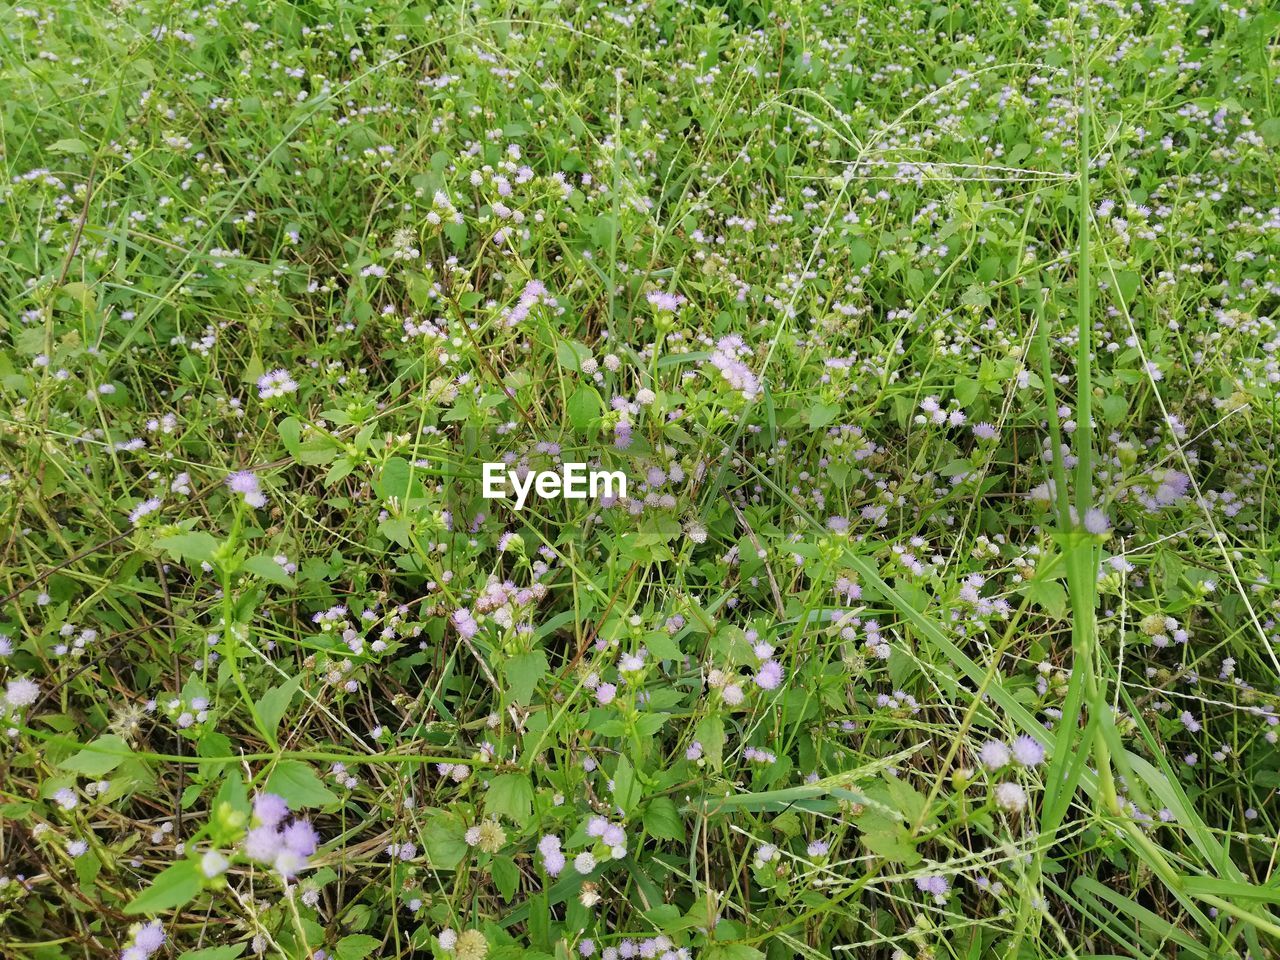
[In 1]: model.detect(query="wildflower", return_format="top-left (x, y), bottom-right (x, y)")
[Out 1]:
top-left (574, 852), bottom-right (596, 874)
top-left (972, 422), bottom-right (998, 440)
top-left (226, 471), bottom-right (266, 508)
top-left (4, 677), bottom-right (39, 709)
top-left (201, 850), bottom-right (229, 878)
top-left (915, 874), bottom-right (949, 897)
top-left (1082, 508), bottom-right (1110, 535)
top-left (452, 608), bottom-right (479, 639)
top-left (995, 782), bottom-right (1027, 812)
top-left (646, 290), bottom-right (685, 312)
top-left (1010, 735), bottom-right (1045, 767)
top-left (242, 793), bottom-right (318, 877)
top-left (753, 660), bottom-right (784, 690)
top-left (256, 368), bottom-right (298, 399)
top-left (455, 930), bottom-right (489, 960)
top-left (129, 497), bottom-right (162, 525)
top-left (978, 740), bottom-right (1011, 771)
top-left (475, 819), bottom-right (506, 854)
top-left (538, 835), bottom-right (565, 876)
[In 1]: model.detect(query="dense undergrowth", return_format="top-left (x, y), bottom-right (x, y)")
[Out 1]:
top-left (2, 0), bottom-right (1280, 958)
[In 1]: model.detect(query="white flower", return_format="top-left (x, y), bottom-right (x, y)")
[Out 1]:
top-left (995, 782), bottom-right (1027, 812)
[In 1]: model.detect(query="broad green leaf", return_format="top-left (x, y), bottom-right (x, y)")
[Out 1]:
top-left (254, 675), bottom-right (301, 744)
top-left (265, 760), bottom-right (337, 809)
top-left (125, 859), bottom-right (203, 915)
top-left (334, 934), bottom-right (382, 960)
top-left (59, 735), bottom-right (133, 776)
top-left (486, 773), bottom-right (534, 821)
top-left (156, 532), bottom-right (220, 566)
top-left (642, 797), bottom-right (685, 841)
top-left (504, 649), bottom-right (547, 706)
top-left (243, 554), bottom-right (295, 587)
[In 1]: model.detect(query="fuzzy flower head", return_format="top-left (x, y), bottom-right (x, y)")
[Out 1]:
top-left (995, 781), bottom-right (1027, 812)
top-left (1010, 735), bottom-right (1045, 767)
top-left (4, 677), bottom-right (40, 711)
top-left (915, 874), bottom-right (949, 898)
top-left (978, 740), bottom-right (1011, 771)
top-left (242, 793), bottom-right (318, 877)
top-left (257, 368), bottom-right (298, 400)
top-left (646, 290), bottom-right (686, 312)
top-left (226, 470), bottom-right (266, 508)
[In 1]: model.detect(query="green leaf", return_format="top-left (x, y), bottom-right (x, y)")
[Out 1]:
top-left (567, 385), bottom-right (602, 431)
top-left (155, 532), bottom-right (220, 566)
top-left (613, 754), bottom-right (642, 815)
top-left (243, 554), bottom-right (295, 587)
top-left (49, 138), bottom-right (91, 155)
top-left (504, 649), bottom-right (548, 706)
top-left (486, 773), bottom-right (534, 821)
top-left (491, 855), bottom-right (520, 901)
top-left (555, 339), bottom-right (592, 371)
top-left (805, 402), bottom-right (840, 429)
top-left (254, 675), bottom-right (301, 744)
top-left (704, 946), bottom-right (765, 960)
top-left (178, 947), bottom-right (246, 960)
top-left (859, 823), bottom-right (921, 865)
top-left (694, 714), bottom-right (725, 771)
top-left (643, 797), bottom-right (685, 841)
top-left (124, 859), bottom-right (203, 915)
top-left (423, 812), bottom-right (468, 869)
top-left (376, 456), bottom-right (427, 505)
top-left (1020, 576), bottom-right (1067, 618)
top-left (58, 735), bottom-right (133, 776)
top-left (334, 934), bottom-right (382, 960)
top-left (265, 760), bottom-right (337, 809)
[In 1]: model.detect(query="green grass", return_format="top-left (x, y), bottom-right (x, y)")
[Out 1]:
top-left (2, 1), bottom-right (1280, 959)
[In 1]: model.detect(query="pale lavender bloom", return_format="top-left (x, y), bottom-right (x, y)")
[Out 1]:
top-left (972, 422), bottom-right (998, 440)
top-left (646, 290), bottom-right (685, 312)
top-left (254, 793), bottom-right (289, 827)
top-left (226, 470), bottom-right (266, 508)
top-left (978, 740), bottom-right (1011, 771)
top-left (257, 368), bottom-right (298, 399)
top-left (452, 608), bottom-right (479, 638)
top-left (753, 660), bottom-right (784, 690)
top-left (915, 874), bottom-right (949, 896)
top-left (1011, 735), bottom-right (1045, 767)
top-left (134, 920), bottom-right (165, 953)
top-left (128, 497), bottom-right (162, 525)
top-left (1083, 508), bottom-right (1110, 535)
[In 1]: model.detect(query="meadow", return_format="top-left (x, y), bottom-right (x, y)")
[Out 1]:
top-left (2, 0), bottom-right (1280, 958)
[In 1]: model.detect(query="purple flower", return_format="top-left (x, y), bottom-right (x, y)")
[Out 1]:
top-left (254, 793), bottom-right (290, 827)
top-left (452, 608), bottom-right (479, 638)
top-left (282, 820), bottom-right (319, 857)
top-left (226, 470), bottom-right (266, 508)
top-left (1082, 508), bottom-right (1110, 535)
top-left (1011, 735), bottom-right (1045, 767)
top-left (134, 920), bottom-right (165, 954)
top-left (244, 825), bottom-right (283, 863)
top-left (978, 740), bottom-right (1011, 771)
top-left (646, 290), bottom-right (686, 312)
top-left (753, 660), bottom-right (784, 691)
top-left (915, 874), bottom-right (949, 896)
